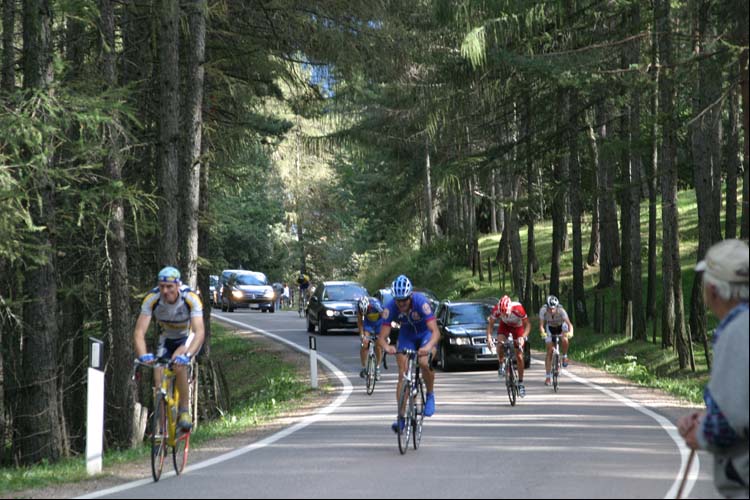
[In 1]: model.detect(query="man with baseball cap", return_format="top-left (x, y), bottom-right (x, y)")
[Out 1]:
top-left (678, 238), bottom-right (748, 498)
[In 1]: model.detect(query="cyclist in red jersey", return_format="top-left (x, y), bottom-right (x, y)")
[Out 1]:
top-left (486, 295), bottom-right (531, 397)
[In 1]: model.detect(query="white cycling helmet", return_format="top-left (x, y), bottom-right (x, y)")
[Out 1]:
top-left (546, 295), bottom-right (559, 308)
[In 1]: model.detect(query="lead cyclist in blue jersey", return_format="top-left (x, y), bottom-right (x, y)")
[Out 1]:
top-left (378, 275), bottom-right (440, 432)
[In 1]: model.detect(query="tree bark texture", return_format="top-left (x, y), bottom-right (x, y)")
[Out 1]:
top-left (725, 84), bottom-right (740, 239)
top-left (180, 0), bottom-right (206, 289)
top-left (1, 0), bottom-right (15, 92)
top-left (595, 103), bottom-right (620, 288)
top-left (656, 0), bottom-right (690, 365)
top-left (157, 0), bottom-right (180, 267)
top-left (568, 92), bottom-right (589, 327)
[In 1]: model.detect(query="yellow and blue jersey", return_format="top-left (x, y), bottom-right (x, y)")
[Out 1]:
top-left (140, 285), bottom-right (203, 339)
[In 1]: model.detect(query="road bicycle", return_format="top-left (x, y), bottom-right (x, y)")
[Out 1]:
top-left (499, 338), bottom-right (520, 406)
top-left (298, 288), bottom-right (308, 318)
top-left (362, 335), bottom-right (380, 395)
top-left (550, 333), bottom-right (562, 392)
top-left (133, 358), bottom-right (195, 482)
top-left (396, 349), bottom-right (430, 455)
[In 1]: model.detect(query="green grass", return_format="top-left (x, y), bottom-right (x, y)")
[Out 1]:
top-left (360, 187), bottom-right (741, 405)
top-left (0, 323), bottom-right (313, 496)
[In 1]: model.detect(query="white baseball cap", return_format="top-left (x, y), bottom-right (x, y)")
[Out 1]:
top-left (695, 239), bottom-right (749, 284)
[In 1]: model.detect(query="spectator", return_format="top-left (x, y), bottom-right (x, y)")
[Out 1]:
top-left (282, 282), bottom-right (291, 309)
top-left (677, 238), bottom-right (749, 499)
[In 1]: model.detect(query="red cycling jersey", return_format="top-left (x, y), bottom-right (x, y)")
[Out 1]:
top-left (490, 301), bottom-right (528, 339)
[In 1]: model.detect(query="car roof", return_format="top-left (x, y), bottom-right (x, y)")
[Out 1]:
top-left (443, 298), bottom-right (496, 307)
top-left (322, 281), bottom-right (365, 286)
top-left (222, 269), bottom-right (267, 279)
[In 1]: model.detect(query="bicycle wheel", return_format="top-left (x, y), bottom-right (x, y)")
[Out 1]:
top-left (173, 430), bottom-right (190, 475)
top-left (413, 379), bottom-right (425, 450)
top-left (151, 394), bottom-right (168, 482)
top-left (506, 365), bottom-right (517, 407)
top-left (365, 353), bottom-right (376, 395)
top-left (397, 382), bottom-right (412, 455)
top-left (552, 351), bottom-right (560, 393)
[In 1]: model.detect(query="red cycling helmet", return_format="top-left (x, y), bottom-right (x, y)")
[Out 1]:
top-left (499, 295), bottom-right (511, 316)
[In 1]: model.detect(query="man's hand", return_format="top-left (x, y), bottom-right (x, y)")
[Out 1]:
top-left (418, 344), bottom-right (433, 357)
top-left (174, 354), bottom-right (191, 365)
top-left (138, 353), bottom-right (155, 364)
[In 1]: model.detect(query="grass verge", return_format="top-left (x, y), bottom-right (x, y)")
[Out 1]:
top-left (0, 322), bottom-right (316, 496)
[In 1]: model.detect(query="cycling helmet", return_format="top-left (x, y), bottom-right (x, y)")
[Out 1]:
top-left (392, 275), bottom-right (413, 300)
top-left (357, 296), bottom-right (370, 316)
top-left (499, 295), bottom-right (511, 316)
top-left (158, 266), bottom-right (181, 284)
top-left (546, 295), bottom-right (559, 309)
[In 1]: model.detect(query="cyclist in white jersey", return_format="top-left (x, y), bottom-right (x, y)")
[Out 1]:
top-left (539, 295), bottom-right (574, 386)
top-left (134, 266), bottom-right (205, 431)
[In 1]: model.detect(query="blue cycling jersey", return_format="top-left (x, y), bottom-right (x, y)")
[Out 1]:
top-left (383, 292), bottom-right (435, 336)
top-left (362, 314), bottom-right (384, 334)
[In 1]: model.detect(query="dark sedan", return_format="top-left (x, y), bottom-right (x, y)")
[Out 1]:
top-left (435, 299), bottom-right (498, 371)
top-left (306, 281), bottom-right (368, 335)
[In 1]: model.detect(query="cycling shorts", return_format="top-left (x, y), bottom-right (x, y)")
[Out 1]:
top-left (157, 333), bottom-right (193, 361)
top-left (397, 329), bottom-right (432, 352)
top-left (544, 325), bottom-right (564, 343)
top-left (498, 322), bottom-right (525, 340)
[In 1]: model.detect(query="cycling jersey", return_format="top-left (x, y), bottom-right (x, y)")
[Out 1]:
top-left (490, 301), bottom-right (527, 338)
top-left (140, 285), bottom-right (203, 339)
top-left (539, 305), bottom-right (569, 328)
top-left (297, 274), bottom-right (310, 290)
top-left (383, 292), bottom-right (435, 338)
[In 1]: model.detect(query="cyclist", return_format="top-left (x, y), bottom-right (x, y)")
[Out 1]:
top-left (378, 275), bottom-right (440, 432)
top-left (296, 271), bottom-right (311, 309)
top-left (134, 266), bottom-right (205, 432)
top-left (357, 296), bottom-right (384, 381)
top-left (539, 295), bottom-right (574, 386)
top-left (486, 295), bottom-right (531, 397)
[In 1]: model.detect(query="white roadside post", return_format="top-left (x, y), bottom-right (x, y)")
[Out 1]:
top-left (86, 337), bottom-right (105, 476)
top-left (309, 335), bottom-right (318, 389)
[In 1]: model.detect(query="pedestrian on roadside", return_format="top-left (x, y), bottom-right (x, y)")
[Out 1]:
top-left (677, 238), bottom-right (749, 499)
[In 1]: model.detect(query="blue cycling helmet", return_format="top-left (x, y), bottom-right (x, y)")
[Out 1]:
top-left (391, 275), bottom-right (413, 300)
top-left (158, 266), bottom-right (182, 284)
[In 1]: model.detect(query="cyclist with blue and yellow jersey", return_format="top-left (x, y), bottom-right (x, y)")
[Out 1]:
top-left (378, 275), bottom-right (440, 432)
top-left (358, 296), bottom-right (384, 381)
top-left (134, 266), bottom-right (205, 431)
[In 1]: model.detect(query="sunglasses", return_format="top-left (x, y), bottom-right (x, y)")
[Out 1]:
top-left (395, 297), bottom-right (410, 305)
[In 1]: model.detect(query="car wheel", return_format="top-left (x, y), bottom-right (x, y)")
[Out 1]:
top-left (318, 314), bottom-right (328, 335)
top-left (524, 344), bottom-right (531, 369)
top-left (221, 301), bottom-right (227, 312)
top-left (306, 314), bottom-right (315, 333)
top-left (270, 304), bottom-right (275, 313)
top-left (440, 343), bottom-right (451, 372)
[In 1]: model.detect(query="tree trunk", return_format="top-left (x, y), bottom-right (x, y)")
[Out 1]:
top-left (180, 0), bottom-right (206, 289)
top-left (689, 1), bottom-right (723, 356)
top-left (647, 22), bottom-right (660, 322)
top-left (490, 169), bottom-right (497, 233)
top-left (569, 93), bottom-right (589, 327)
top-left (725, 84), bottom-right (740, 239)
top-left (1, 0), bottom-right (15, 93)
top-left (595, 103), bottom-right (621, 288)
top-left (423, 135), bottom-right (434, 246)
top-left (157, 0), bottom-right (180, 267)
top-left (198, 134), bottom-right (212, 358)
top-left (621, 4), bottom-right (646, 340)
top-left (586, 113), bottom-right (602, 268)
top-left (739, 47), bottom-right (749, 240)
top-left (656, 0), bottom-right (690, 365)
top-left (100, 0), bottom-right (139, 448)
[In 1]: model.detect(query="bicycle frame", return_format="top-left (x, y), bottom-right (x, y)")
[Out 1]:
top-left (551, 334), bottom-right (562, 392)
top-left (502, 338), bottom-right (519, 406)
top-left (396, 349), bottom-right (427, 454)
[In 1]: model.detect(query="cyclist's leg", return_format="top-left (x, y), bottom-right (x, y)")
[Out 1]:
top-left (545, 336), bottom-right (554, 373)
top-left (417, 334), bottom-right (435, 393)
top-left (359, 335), bottom-right (368, 368)
top-left (516, 343), bottom-right (525, 381)
top-left (562, 334), bottom-right (570, 357)
top-left (496, 333), bottom-right (508, 365)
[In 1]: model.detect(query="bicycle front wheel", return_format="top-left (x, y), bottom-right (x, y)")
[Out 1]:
top-left (151, 394), bottom-right (168, 482)
top-left (506, 367), bottom-right (517, 407)
top-left (413, 379), bottom-right (425, 450)
top-left (365, 354), bottom-right (376, 395)
top-left (173, 431), bottom-right (190, 475)
top-left (397, 382), bottom-right (412, 455)
top-left (552, 352), bottom-right (560, 393)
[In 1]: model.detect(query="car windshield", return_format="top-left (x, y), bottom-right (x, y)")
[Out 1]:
top-left (324, 285), bottom-right (366, 301)
top-left (233, 274), bottom-right (265, 286)
top-left (210, 276), bottom-right (218, 287)
top-left (447, 303), bottom-right (492, 325)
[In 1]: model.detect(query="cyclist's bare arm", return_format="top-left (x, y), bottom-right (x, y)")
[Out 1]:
top-left (419, 319), bottom-right (440, 356)
top-left (486, 317), bottom-right (496, 346)
top-left (172, 316), bottom-right (205, 359)
top-left (378, 323), bottom-right (394, 354)
top-left (133, 313), bottom-right (153, 359)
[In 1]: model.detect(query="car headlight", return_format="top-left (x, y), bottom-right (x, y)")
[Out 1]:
top-left (325, 309), bottom-right (336, 317)
top-left (449, 337), bottom-right (471, 345)
top-left (231, 290), bottom-right (243, 299)
top-left (264, 290), bottom-right (274, 298)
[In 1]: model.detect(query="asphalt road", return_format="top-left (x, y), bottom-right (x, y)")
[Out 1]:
top-left (80, 309), bottom-right (722, 499)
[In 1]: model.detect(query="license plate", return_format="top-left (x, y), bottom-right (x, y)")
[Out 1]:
top-left (482, 346), bottom-right (497, 355)
top-left (347, 316), bottom-right (357, 323)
